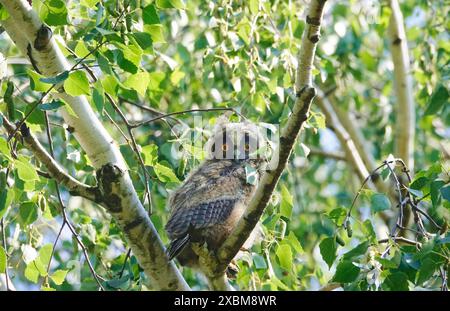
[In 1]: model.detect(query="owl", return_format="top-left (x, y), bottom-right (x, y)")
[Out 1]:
top-left (165, 119), bottom-right (269, 272)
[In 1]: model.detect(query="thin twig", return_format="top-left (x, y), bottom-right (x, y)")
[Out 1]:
top-left (1, 217), bottom-right (10, 291)
top-left (118, 96), bottom-right (180, 123)
top-left (42, 112), bottom-right (105, 290)
top-left (344, 163), bottom-right (387, 226)
top-left (118, 248), bottom-right (132, 279)
top-left (378, 237), bottom-right (422, 247)
top-left (130, 108), bottom-right (245, 129)
top-left (440, 267), bottom-right (448, 291)
top-left (7, 7), bottom-right (129, 142)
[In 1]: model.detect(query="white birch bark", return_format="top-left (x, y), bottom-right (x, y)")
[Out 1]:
top-left (0, 0), bottom-right (189, 290)
top-left (388, 0), bottom-right (415, 171)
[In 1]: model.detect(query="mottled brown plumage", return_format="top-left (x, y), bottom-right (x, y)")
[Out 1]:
top-left (165, 121), bottom-right (267, 269)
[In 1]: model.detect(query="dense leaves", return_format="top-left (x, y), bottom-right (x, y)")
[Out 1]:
top-left (0, 0), bottom-right (448, 291)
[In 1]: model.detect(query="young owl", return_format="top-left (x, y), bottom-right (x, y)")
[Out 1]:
top-left (165, 119), bottom-right (268, 270)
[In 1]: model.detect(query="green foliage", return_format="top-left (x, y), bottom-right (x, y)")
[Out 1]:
top-left (0, 0), bottom-right (448, 291)
top-left (64, 71), bottom-right (90, 96)
top-left (320, 237), bottom-right (337, 269)
top-left (0, 246), bottom-right (6, 273)
top-left (370, 193), bottom-right (391, 213)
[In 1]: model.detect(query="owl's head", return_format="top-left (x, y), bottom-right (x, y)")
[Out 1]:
top-left (204, 117), bottom-right (273, 164)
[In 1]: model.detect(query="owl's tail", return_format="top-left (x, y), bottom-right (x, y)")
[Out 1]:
top-left (167, 234), bottom-right (191, 260)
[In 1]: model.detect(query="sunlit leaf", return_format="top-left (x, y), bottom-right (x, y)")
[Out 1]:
top-left (64, 71), bottom-right (90, 96)
top-left (276, 244), bottom-right (292, 271)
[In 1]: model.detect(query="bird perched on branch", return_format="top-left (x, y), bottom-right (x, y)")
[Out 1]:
top-left (165, 118), bottom-right (269, 274)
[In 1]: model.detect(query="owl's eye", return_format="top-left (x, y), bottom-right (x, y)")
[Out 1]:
top-left (244, 143), bottom-right (250, 151)
top-left (221, 144), bottom-right (229, 152)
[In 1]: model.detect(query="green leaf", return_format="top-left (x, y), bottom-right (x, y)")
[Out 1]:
top-left (407, 187), bottom-right (423, 198)
top-left (50, 269), bottom-right (68, 285)
top-left (441, 185), bottom-right (450, 202)
top-left (38, 244), bottom-right (53, 269)
top-left (124, 72), bottom-right (150, 96)
top-left (327, 207), bottom-right (347, 226)
top-left (148, 72), bottom-right (165, 90)
top-left (249, 0), bottom-right (259, 15)
top-left (0, 188), bottom-right (14, 219)
top-left (64, 71), bottom-right (90, 96)
top-left (154, 163), bottom-right (180, 183)
top-left (101, 75), bottom-right (118, 96)
top-left (384, 272), bottom-right (409, 291)
top-left (24, 262), bottom-right (40, 283)
top-left (253, 253), bottom-right (267, 270)
top-left (42, 0), bottom-right (68, 26)
top-left (376, 256), bottom-right (400, 269)
top-left (276, 244), bottom-right (292, 270)
top-left (170, 70), bottom-right (185, 86)
top-left (106, 274), bottom-right (130, 290)
top-left (430, 180), bottom-right (445, 207)
top-left (280, 184), bottom-right (293, 219)
top-left (15, 156), bottom-right (39, 181)
top-left (410, 176), bottom-right (428, 190)
top-left (74, 40), bottom-right (94, 60)
top-left (122, 44), bottom-right (143, 69)
top-left (145, 24), bottom-right (165, 43)
top-left (343, 241), bottom-right (369, 260)
top-left (424, 84), bottom-right (449, 115)
top-left (0, 137), bottom-right (12, 161)
top-left (24, 103), bottom-right (46, 125)
top-left (413, 240), bottom-right (435, 260)
top-left (156, 0), bottom-right (185, 9)
top-left (4, 81), bottom-right (15, 120)
top-left (39, 71), bottom-right (69, 84)
top-left (416, 258), bottom-right (436, 285)
top-left (238, 21), bottom-right (251, 46)
top-left (332, 260), bottom-right (360, 283)
top-left (92, 87), bottom-right (104, 113)
top-left (39, 100), bottom-right (65, 111)
top-left (362, 219), bottom-right (377, 243)
top-left (81, 0), bottom-right (100, 9)
top-left (319, 237), bottom-right (337, 269)
top-left (19, 202), bottom-right (38, 226)
top-left (309, 111), bottom-right (326, 129)
top-left (132, 32), bottom-right (153, 50)
top-left (28, 69), bottom-right (52, 92)
top-left (0, 5), bottom-right (10, 20)
top-left (114, 43), bottom-right (143, 73)
top-left (143, 4), bottom-right (160, 24)
top-left (0, 246), bottom-right (6, 273)
top-left (142, 144), bottom-right (158, 166)
top-left (370, 193), bottom-right (391, 212)
top-left (41, 286), bottom-right (56, 291)
top-left (287, 231), bottom-right (303, 254)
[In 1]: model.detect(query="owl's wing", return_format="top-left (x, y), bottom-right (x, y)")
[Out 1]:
top-left (168, 160), bottom-right (245, 212)
top-left (165, 198), bottom-right (237, 260)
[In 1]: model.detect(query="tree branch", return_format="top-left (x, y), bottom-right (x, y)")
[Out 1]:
top-left (378, 236), bottom-right (421, 247)
top-left (387, 0), bottom-right (416, 233)
top-left (0, 0), bottom-right (189, 290)
top-left (315, 93), bottom-right (392, 224)
top-left (388, 0), bottom-right (415, 172)
top-left (315, 93), bottom-right (371, 182)
top-left (211, 0), bottom-right (328, 285)
top-left (1, 113), bottom-right (98, 201)
top-left (308, 147), bottom-right (346, 161)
